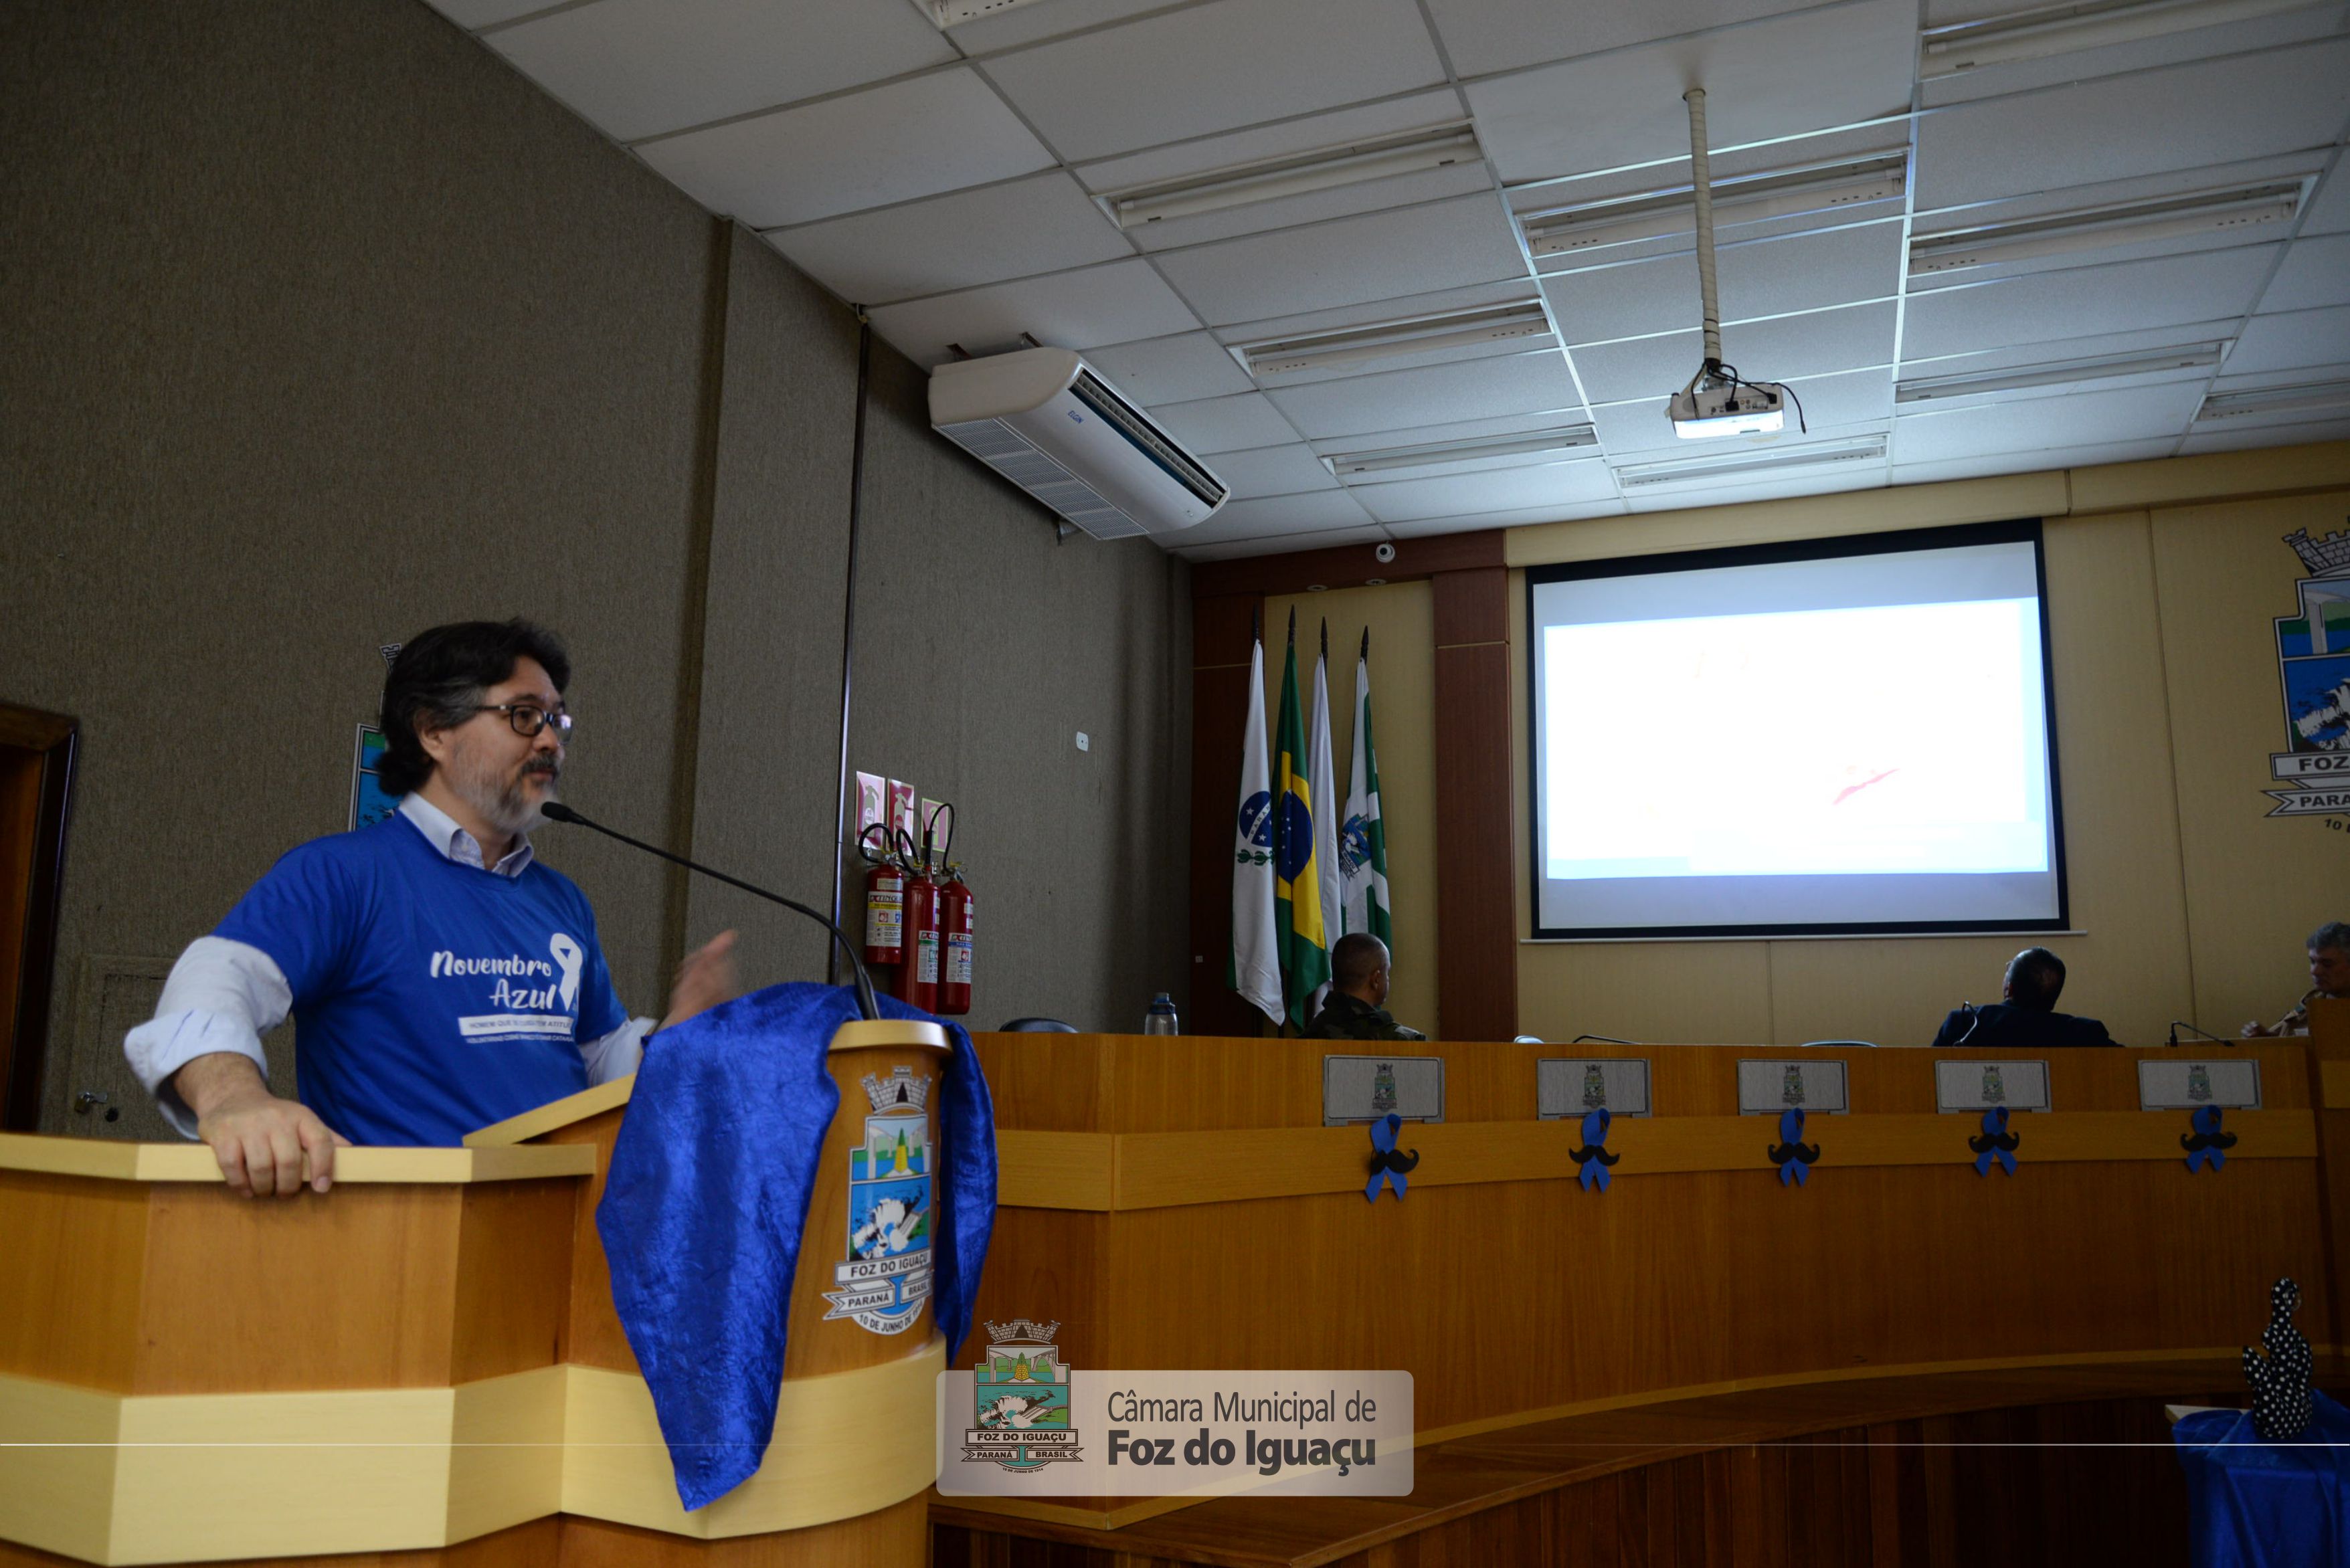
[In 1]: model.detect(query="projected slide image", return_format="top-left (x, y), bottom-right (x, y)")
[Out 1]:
top-left (1543, 599), bottom-right (2050, 880)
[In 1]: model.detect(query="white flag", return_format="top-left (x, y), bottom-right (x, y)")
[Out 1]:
top-left (1305, 627), bottom-right (1343, 1019)
top-left (1230, 636), bottom-right (1283, 1025)
top-left (1341, 634), bottom-right (1391, 947)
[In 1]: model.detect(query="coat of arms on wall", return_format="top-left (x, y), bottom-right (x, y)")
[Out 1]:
top-left (2264, 524), bottom-right (2350, 822)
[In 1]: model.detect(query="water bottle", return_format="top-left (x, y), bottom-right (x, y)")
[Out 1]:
top-left (1143, 993), bottom-right (1179, 1036)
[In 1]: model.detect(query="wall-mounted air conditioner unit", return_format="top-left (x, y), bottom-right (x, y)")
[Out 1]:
top-left (928, 348), bottom-right (1228, 540)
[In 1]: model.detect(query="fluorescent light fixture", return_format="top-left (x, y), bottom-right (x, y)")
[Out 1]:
top-left (1322, 424), bottom-right (1599, 480)
top-left (2195, 378), bottom-right (2350, 421)
top-left (1896, 342), bottom-right (2225, 403)
top-left (1098, 124), bottom-right (1481, 229)
top-left (912, 0), bottom-right (1054, 25)
top-left (1910, 182), bottom-right (2300, 274)
top-left (1233, 300), bottom-right (1554, 378)
top-left (1522, 156), bottom-right (1907, 259)
top-left (1921, 0), bottom-right (2331, 77)
top-left (1613, 435), bottom-right (1887, 488)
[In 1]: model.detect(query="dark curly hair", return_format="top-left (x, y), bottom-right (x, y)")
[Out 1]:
top-left (377, 620), bottom-right (570, 796)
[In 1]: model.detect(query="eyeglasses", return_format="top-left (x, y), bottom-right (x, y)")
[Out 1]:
top-left (472, 703), bottom-right (572, 741)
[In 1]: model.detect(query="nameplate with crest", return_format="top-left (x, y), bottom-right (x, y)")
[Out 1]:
top-left (1322, 1055), bottom-right (1445, 1125)
top-left (1934, 1060), bottom-right (2052, 1113)
top-left (1736, 1059), bottom-right (1849, 1116)
top-left (1537, 1058), bottom-right (1653, 1118)
top-left (2137, 1059), bottom-right (2262, 1110)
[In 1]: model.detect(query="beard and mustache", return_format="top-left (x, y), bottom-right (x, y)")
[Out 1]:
top-left (444, 737), bottom-right (561, 838)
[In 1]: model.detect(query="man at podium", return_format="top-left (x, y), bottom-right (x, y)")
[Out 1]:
top-left (123, 619), bottom-right (734, 1196)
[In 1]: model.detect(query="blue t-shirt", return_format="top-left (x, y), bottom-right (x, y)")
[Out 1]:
top-left (213, 815), bottom-right (628, 1146)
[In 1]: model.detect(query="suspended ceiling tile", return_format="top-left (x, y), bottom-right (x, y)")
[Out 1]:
top-left (1919, 9), bottom-right (2350, 110)
top-left (1204, 442), bottom-right (1342, 498)
top-left (1898, 247), bottom-right (2281, 363)
top-left (1265, 349), bottom-right (1585, 441)
top-left (1350, 458), bottom-right (1620, 522)
top-left (1144, 391), bottom-right (1303, 454)
top-left (2226, 306), bottom-right (2350, 377)
top-left (1912, 41), bottom-right (2350, 210)
top-left (865, 258), bottom-right (1200, 368)
top-left (636, 69), bottom-right (1055, 227)
top-left (1422, 0), bottom-right (1828, 79)
top-left (1543, 221), bottom-right (1902, 347)
top-left (1174, 489), bottom-right (1377, 543)
top-left (1890, 438), bottom-right (2179, 485)
top-left (2178, 417), bottom-right (2350, 455)
top-left (1890, 380), bottom-right (2206, 464)
top-left (1082, 331), bottom-right (1256, 404)
top-left (1593, 367), bottom-right (1892, 457)
top-left (1151, 193), bottom-right (1528, 327)
top-left (980, 0), bottom-right (1446, 162)
top-left (1386, 499), bottom-right (1628, 536)
top-left (765, 173), bottom-right (1131, 306)
top-left (1463, 0), bottom-right (1916, 184)
top-left (1175, 524), bottom-right (1392, 561)
top-left (482, 0), bottom-right (959, 142)
top-left (2258, 234), bottom-right (2350, 316)
top-left (2302, 166), bottom-right (2350, 237)
top-left (1570, 300), bottom-right (1896, 405)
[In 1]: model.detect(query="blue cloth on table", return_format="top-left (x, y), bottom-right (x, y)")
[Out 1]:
top-left (594, 983), bottom-right (996, 1510)
top-left (2174, 1389), bottom-right (2350, 1568)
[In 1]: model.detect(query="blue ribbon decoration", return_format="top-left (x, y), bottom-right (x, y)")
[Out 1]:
top-left (2183, 1104), bottom-right (2236, 1173)
top-left (1571, 1106), bottom-right (1619, 1193)
top-left (1970, 1105), bottom-right (2019, 1177)
top-left (1768, 1106), bottom-right (1820, 1187)
top-left (1365, 1112), bottom-right (1419, 1202)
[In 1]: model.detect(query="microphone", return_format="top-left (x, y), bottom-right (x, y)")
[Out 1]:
top-left (1952, 1002), bottom-right (1981, 1048)
top-left (539, 801), bottom-right (880, 1021)
top-left (2167, 1019), bottom-right (2230, 1048)
top-left (1571, 1034), bottom-right (1639, 1046)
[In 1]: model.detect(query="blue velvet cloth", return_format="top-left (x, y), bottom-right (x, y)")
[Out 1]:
top-left (594, 983), bottom-right (996, 1510)
top-left (2174, 1390), bottom-right (2350, 1568)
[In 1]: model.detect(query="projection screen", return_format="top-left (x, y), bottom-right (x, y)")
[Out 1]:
top-left (1527, 520), bottom-right (2068, 939)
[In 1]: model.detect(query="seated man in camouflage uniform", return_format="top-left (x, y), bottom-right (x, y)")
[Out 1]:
top-left (1305, 933), bottom-right (1425, 1042)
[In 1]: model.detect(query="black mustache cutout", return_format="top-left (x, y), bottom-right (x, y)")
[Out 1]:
top-left (1570, 1144), bottom-right (1621, 1168)
top-left (1767, 1140), bottom-right (1821, 1166)
top-left (1968, 1128), bottom-right (2022, 1155)
top-left (2181, 1129), bottom-right (2238, 1154)
top-left (1367, 1146), bottom-right (1421, 1179)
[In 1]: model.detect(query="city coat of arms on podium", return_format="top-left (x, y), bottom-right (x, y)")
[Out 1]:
top-left (822, 1066), bottom-right (934, 1335)
top-left (2266, 524), bottom-right (2350, 821)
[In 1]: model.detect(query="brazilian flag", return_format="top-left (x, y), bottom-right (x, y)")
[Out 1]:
top-left (1273, 611), bottom-right (1330, 1028)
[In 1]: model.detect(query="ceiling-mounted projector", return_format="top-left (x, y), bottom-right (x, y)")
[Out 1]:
top-left (929, 347), bottom-right (1227, 540)
top-left (1665, 88), bottom-right (1803, 442)
top-left (1669, 375), bottom-right (1785, 437)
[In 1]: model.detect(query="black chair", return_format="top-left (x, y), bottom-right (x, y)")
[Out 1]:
top-left (996, 1017), bottom-right (1079, 1033)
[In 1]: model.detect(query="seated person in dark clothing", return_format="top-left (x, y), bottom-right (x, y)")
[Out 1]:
top-left (1930, 947), bottom-right (2115, 1049)
top-left (2240, 919), bottom-right (2350, 1038)
top-left (1305, 933), bottom-right (1425, 1042)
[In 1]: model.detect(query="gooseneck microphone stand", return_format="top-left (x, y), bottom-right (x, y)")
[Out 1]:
top-left (540, 801), bottom-right (881, 1021)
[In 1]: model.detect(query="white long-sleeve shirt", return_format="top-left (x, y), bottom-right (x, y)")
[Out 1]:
top-left (123, 793), bottom-right (651, 1137)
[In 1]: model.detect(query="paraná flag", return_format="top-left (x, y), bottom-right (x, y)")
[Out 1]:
top-left (1273, 611), bottom-right (1330, 1029)
top-left (1306, 621), bottom-right (1343, 1019)
top-left (1340, 629), bottom-right (1392, 947)
top-left (1229, 633), bottom-right (1282, 1025)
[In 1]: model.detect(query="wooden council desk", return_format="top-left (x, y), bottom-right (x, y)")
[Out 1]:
top-left (948, 1006), bottom-right (2348, 1561)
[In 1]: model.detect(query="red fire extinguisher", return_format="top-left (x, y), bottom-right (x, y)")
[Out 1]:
top-left (938, 864), bottom-right (973, 1017)
top-left (897, 854), bottom-right (941, 1013)
top-left (859, 822), bottom-right (905, 968)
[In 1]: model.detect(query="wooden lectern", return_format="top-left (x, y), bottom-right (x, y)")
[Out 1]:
top-left (0, 1019), bottom-right (951, 1568)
